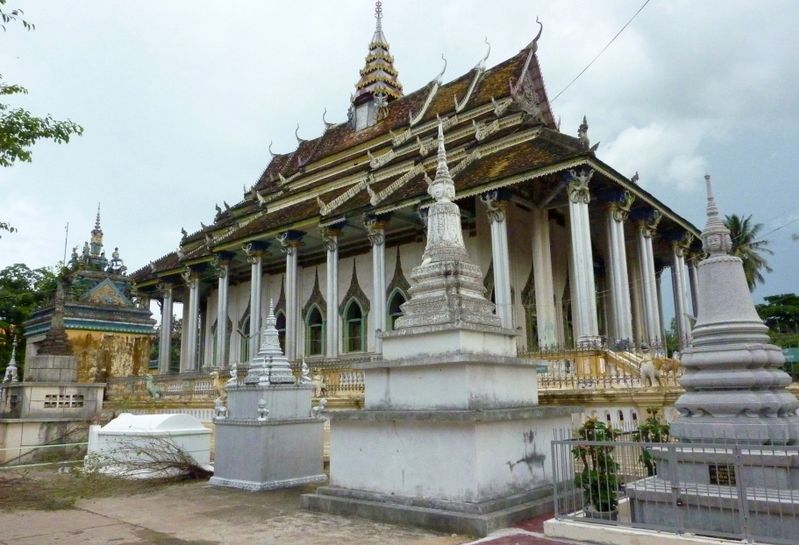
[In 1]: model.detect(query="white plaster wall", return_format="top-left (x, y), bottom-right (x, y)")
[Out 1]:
top-left (330, 415), bottom-right (572, 503)
top-left (364, 363), bottom-right (538, 410)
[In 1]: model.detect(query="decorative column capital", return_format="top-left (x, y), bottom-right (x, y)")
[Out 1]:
top-left (671, 232), bottom-right (695, 258)
top-left (320, 226), bottom-right (342, 252)
top-left (277, 230), bottom-right (304, 256)
top-left (181, 267), bottom-right (200, 286)
top-left (480, 190), bottom-right (507, 224)
top-left (242, 241), bottom-right (267, 264)
top-left (608, 190), bottom-right (636, 222)
top-left (157, 282), bottom-right (173, 296)
top-left (364, 216), bottom-right (386, 247)
top-left (211, 253), bottom-right (233, 278)
top-left (636, 209), bottom-right (662, 238)
top-left (567, 168), bottom-right (594, 204)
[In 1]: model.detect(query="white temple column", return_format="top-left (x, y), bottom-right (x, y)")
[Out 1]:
top-left (481, 192), bottom-right (513, 329)
top-left (214, 255), bottom-right (231, 368)
top-left (243, 243), bottom-right (265, 361)
top-left (158, 283), bottom-right (173, 373)
top-left (627, 243), bottom-right (646, 345)
top-left (366, 218), bottom-right (386, 353)
top-left (636, 213), bottom-right (662, 346)
top-left (322, 227), bottom-right (341, 359)
top-left (279, 232), bottom-right (302, 362)
top-left (566, 169), bottom-right (600, 346)
top-left (656, 270), bottom-right (667, 350)
top-left (605, 196), bottom-right (634, 346)
top-left (687, 253), bottom-right (700, 318)
top-left (671, 239), bottom-right (691, 349)
top-left (531, 208), bottom-right (557, 348)
top-left (181, 269), bottom-right (200, 372)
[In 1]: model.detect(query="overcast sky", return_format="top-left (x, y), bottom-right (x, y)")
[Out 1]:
top-left (1, 0), bottom-right (797, 304)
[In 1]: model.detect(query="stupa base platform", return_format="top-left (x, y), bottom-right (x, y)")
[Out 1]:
top-left (210, 472), bottom-right (326, 491)
top-left (301, 484), bottom-right (553, 537)
top-left (302, 405), bottom-right (577, 536)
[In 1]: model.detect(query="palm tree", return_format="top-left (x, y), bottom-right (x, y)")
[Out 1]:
top-left (724, 214), bottom-right (773, 291)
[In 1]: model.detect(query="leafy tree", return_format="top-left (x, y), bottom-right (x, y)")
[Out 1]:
top-left (724, 214), bottom-right (773, 291)
top-left (1, 1), bottom-right (84, 232)
top-left (0, 0), bottom-right (33, 31)
top-left (756, 293), bottom-right (799, 348)
top-left (0, 263), bottom-right (57, 373)
top-left (0, 219), bottom-right (15, 238)
top-left (1, 76), bottom-right (84, 167)
top-left (150, 317), bottom-right (183, 373)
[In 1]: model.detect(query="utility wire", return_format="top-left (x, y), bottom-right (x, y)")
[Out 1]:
top-left (551, 0), bottom-right (653, 103)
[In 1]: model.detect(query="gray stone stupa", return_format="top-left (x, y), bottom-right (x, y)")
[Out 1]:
top-left (210, 300), bottom-right (326, 491)
top-left (628, 175), bottom-right (799, 542)
top-left (672, 175), bottom-right (799, 444)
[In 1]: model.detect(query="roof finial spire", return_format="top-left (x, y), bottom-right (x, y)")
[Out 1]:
top-left (94, 202), bottom-right (101, 230)
top-left (353, 0), bottom-right (402, 107)
top-left (426, 122), bottom-right (455, 204)
top-left (701, 173), bottom-right (733, 257)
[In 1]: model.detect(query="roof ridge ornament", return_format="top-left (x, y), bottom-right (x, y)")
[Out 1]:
top-left (295, 123), bottom-right (306, 144)
top-left (510, 17), bottom-right (543, 97)
top-left (408, 54), bottom-right (447, 127)
top-left (322, 108), bottom-right (335, 130)
top-left (268, 141), bottom-right (278, 158)
top-left (454, 40), bottom-right (490, 113)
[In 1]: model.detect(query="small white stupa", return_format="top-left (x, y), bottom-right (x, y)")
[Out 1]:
top-left (210, 300), bottom-right (326, 491)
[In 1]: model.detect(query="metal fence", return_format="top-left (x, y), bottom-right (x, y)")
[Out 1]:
top-left (551, 435), bottom-right (799, 545)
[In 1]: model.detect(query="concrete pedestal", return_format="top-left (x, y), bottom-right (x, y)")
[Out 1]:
top-left (302, 405), bottom-right (575, 535)
top-left (210, 384), bottom-right (325, 491)
top-left (302, 326), bottom-right (579, 536)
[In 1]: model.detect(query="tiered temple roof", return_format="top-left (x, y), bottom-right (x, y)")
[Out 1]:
top-left (132, 11), bottom-right (700, 285)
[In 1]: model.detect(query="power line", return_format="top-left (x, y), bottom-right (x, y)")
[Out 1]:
top-left (551, 0), bottom-right (653, 103)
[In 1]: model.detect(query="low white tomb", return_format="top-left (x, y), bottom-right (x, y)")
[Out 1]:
top-left (86, 413), bottom-right (211, 478)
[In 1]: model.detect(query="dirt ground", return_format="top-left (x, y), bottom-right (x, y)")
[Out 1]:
top-left (0, 470), bottom-right (464, 545)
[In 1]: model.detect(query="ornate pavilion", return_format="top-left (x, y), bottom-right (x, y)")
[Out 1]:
top-left (130, 4), bottom-right (701, 417)
top-left (24, 208), bottom-right (154, 383)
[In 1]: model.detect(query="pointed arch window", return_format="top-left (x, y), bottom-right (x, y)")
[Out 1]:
top-left (343, 299), bottom-right (366, 353)
top-left (305, 305), bottom-right (325, 356)
top-left (275, 310), bottom-right (286, 353)
top-left (386, 289), bottom-right (406, 331)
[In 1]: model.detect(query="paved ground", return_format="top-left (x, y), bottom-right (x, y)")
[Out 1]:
top-left (0, 479), bottom-right (585, 545)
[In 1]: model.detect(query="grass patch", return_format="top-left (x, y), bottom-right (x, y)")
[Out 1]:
top-left (0, 468), bottom-right (204, 511)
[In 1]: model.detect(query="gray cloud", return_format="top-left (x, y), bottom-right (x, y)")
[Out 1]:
top-left (1, 0), bottom-right (796, 302)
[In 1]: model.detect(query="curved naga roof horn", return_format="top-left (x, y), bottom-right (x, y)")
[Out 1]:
top-left (295, 123), bottom-right (307, 144)
top-left (322, 108), bottom-right (335, 130)
top-left (455, 38), bottom-right (491, 113)
top-left (409, 54), bottom-right (448, 127)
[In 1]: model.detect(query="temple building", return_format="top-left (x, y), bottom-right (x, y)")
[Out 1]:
top-left (131, 4), bottom-right (701, 392)
top-left (23, 207), bottom-right (155, 383)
